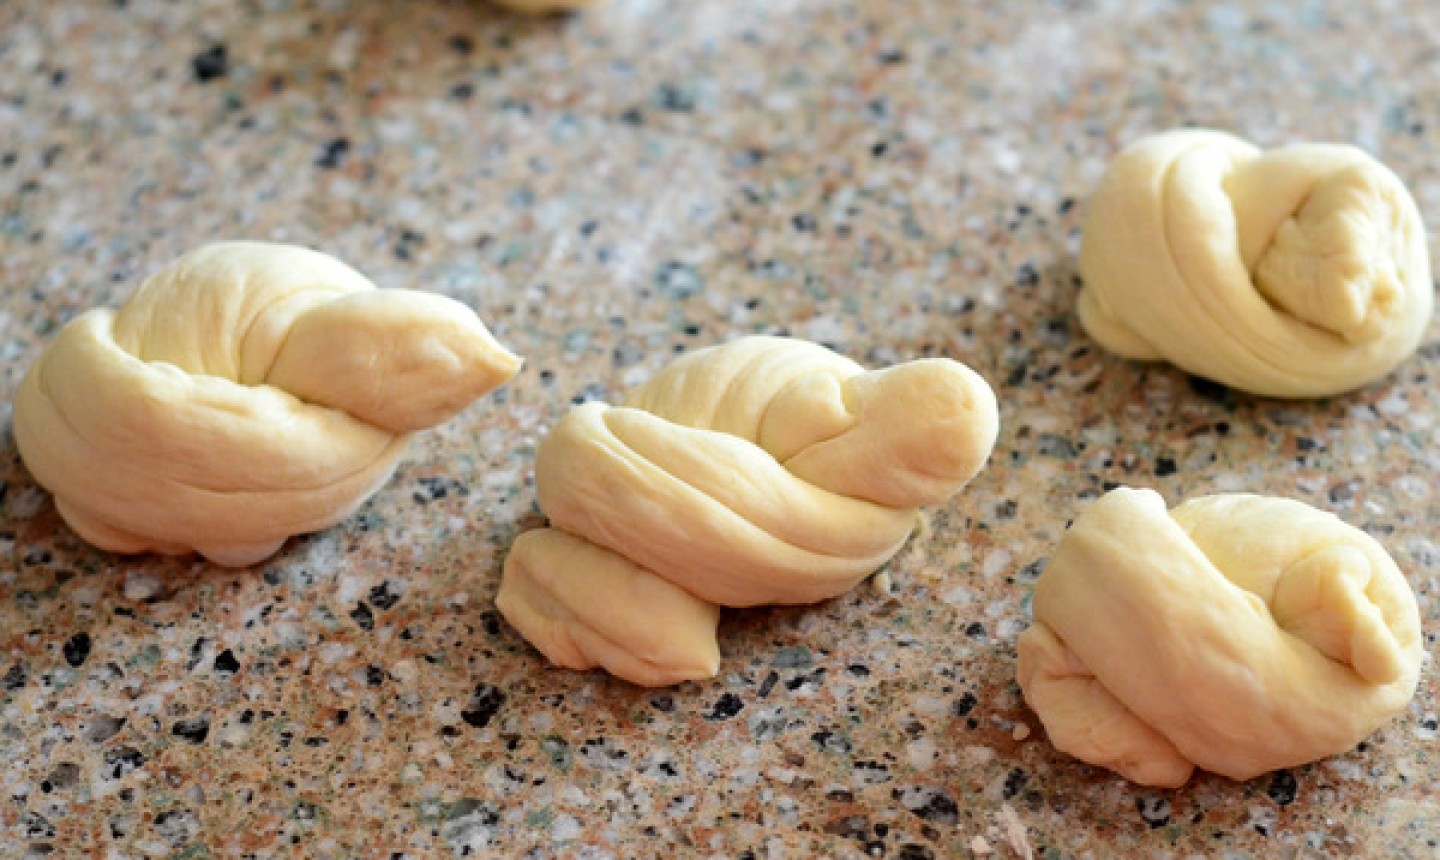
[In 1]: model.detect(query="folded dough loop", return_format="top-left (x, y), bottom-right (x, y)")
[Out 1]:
top-left (1078, 129), bottom-right (1431, 397)
top-left (14, 241), bottom-right (521, 566)
top-left (1016, 487), bottom-right (1423, 787)
top-left (498, 336), bottom-right (999, 686)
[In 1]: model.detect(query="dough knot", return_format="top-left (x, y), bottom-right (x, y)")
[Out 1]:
top-left (1078, 129), bottom-right (1431, 397)
top-left (1016, 487), bottom-right (1423, 786)
top-left (14, 241), bottom-right (521, 566)
top-left (498, 336), bottom-right (999, 686)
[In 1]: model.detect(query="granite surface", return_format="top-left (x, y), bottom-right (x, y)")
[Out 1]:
top-left (1, 0), bottom-right (1438, 857)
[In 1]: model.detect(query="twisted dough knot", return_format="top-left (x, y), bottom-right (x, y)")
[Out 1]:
top-left (1078, 129), bottom-right (1432, 397)
top-left (498, 336), bottom-right (999, 686)
top-left (14, 242), bottom-right (521, 566)
top-left (1017, 487), bottom-right (1422, 787)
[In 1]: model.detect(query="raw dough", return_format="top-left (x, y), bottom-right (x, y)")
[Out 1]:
top-left (1016, 487), bottom-right (1422, 787)
top-left (14, 241), bottom-right (521, 566)
top-left (497, 336), bottom-right (999, 686)
top-left (1078, 129), bottom-right (1431, 397)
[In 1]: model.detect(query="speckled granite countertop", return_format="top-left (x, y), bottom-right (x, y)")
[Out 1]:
top-left (1, 0), bottom-right (1437, 857)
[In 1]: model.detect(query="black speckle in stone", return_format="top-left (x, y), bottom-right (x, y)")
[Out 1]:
top-left (369, 581), bottom-right (401, 609)
top-left (654, 261), bottom-right (703, 300)
top-left (349, 602), bottom-right (374, 631)
top-left (612, 340), bottom-right (644, 368)
top-left (845, 663), bottom-right (871, 678)
top-left (810, 729), bottom-right (851, 754)
top-left (1018, 560), bottom-right (1045, 581)
top-left (45, 762), bottom-right (80, 791)
top-left (897, 844), bottom-right (934, 860)
top-left (479, 610), bottom-right (502, 636)
top-left (757, 670), bottom-right (779, 698)
top-left (448, 34), bottom-right (474, 54)
top-left (1186, 374), bottom-right (1231, 403)
top-left (618, 107), bottom-right (644, 125)
top-left (951, 692), bottom-right (978, 717)
top-left (63, 632), bottom-right (91, 667)
top-left (186, 636), bottom-right (208, 670)
top-left (1037, 433), bottom-right (1077, 458)
top-left (964, 621), bottom-right (986, 640)
top-left (877, 47), bottom-right (906, 64)
top-left (1058, 197), bottom-right (1076, 215)
top-left (654, 82), bottom-right (696, 112)
top-left (171, 715), bottom-right (210, 744)
top-left (2, 662), bottom-right (27, 690)
top-left (23, 811), bottom-right (55, 839)
top-left (1136, 795), bottom-right (1171, 828)
top-left (894, 787), bottom-right (958, 823)
top-left (213, 649), bottom-right (240, 675)
top-left (785, 668), bottom-right (826, 692)
top-left (85, 714), bottom-right (126, 743)
top-left (649, 694), bottom-right (674, 712)
top-left (706, 692), bottom-right (744, 721)
top-left (1001, 768), bottom-right (1029, 799)
top-left (461, 683), bottom-right (507, 728)
top-left (394, 230), bottom-right (425, 262)
top-left (1329, 479), bottom-right (1360, 507)
top-left (1267, 770), bottom-right (1298, 806)
top-left (365, 665), bottom-right (385, 687)
top-left (191, 44), bottom-right (228, 82)
top-left (315, 137), bottom-right (350, 169)
top-left (1154, 457), bottom-right (1177, 477)
top-left (449, 81), bottom-right (474, 100)
top-left (104, 746), bottom-right (145, 779)
top-left (792, 213), bottom-right (817, 232)
top-left (1014, 263), bottom-right (1040, 287)
top-left (871, 141), bottom-right (890, 157)
top-left (1005, 363), bottom-right (1028, 387)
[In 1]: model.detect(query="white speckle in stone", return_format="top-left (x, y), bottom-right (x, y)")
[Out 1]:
top-left (996, 618), bottom-right (1028, 639)
top-left (318, 643), bottom-right (353, 665)
top-left (1418, 713), bottom-right (1437, 741)
top-left (337, 575), bottom-right (362, 605)
top-left (906, 737), bottom-right (939, 770)
top-left (964, 746), bottom-right (996, 765)
top-left (273, 622), bottom-right (308, 650)
top-left (1376, 392), bottom-right (1410, 416)
top-left (122, 572), bottom-right (163, 602)
top-left (6, 484), bottom-right (48, 520)
top-left (942, 586), bottom-right (974, 607)
top-left (982, 549), bottom-right (1012, 578)
top-left (133, 694), bottom-right (164, 717)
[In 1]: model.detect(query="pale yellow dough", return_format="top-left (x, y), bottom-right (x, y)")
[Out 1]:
top-left (14, 241), bottom-right (521, 566)
top-left (497, 336), bottom-right (999, 686)
top-left (1016, 487), bottom-right (1422, 787)
top-left (1078, 129), bottom-right (1432, 397)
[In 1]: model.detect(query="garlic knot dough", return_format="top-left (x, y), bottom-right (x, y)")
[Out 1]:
top-left (1016, 487), bottom-right (1422, 787)
top-left (498, 336), bottom-right (999, 686)
top-left (14, 241), bottom-right (521, 566)
top-left (1078, 129), bottom-right (1432, 397)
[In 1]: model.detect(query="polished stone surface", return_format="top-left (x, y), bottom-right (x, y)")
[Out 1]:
top-left (0, 0), bottom-right (1437, 856)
